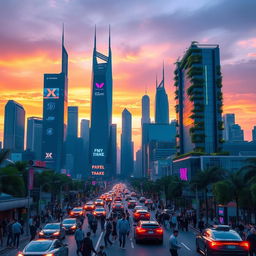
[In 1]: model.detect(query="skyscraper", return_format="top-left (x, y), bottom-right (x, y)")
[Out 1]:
top-left (230, 124), bottom-right (244, 142)
top-left (89, 27), bottom-right (116, 178)
top-left (41, 27), bottom-right (68, 171)
top-left (155, 64), bottom-right (169, 124)
top-left (4, 100), bottom-right (25, 152)
top-left (223, 113), bottom-right (235, 141)
top-left (26, 117), bottom-right (43, 159)
top-left (141, 95), bottom-right (150, 125)
top-left (253, 126), bottom-right (256, 142)
top-left (174, 42), bottom-right (223, 154)
top-left (67, 106), bottom-right (78, 139)
top-left (121, 109), bottom-right (133, 178)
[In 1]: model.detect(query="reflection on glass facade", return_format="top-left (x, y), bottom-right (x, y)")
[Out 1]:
top-left (174, 42), bottom-right (223, 154)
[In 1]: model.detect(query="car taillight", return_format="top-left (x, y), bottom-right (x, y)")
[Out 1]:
top-left (71, 225), bottom-right (76, 229)
top-left (210, 241), bottom-right (222, 247)
top-left (155, 228), bottom-right (163, 234)
top-left (146, 213), bottom-right (150, 217)
top-left (44, 254), bottom-right (54, 256)
top-left (134, 213), bottom-right (139, 217)
top-left (79, 212), bottom-right (83, 215)
top-left (240, 241), bottom-right (249, 249)
top-left (53, 231), bottom-right (60, 236)
top-left (136, 227), bottom-right (147, 233)
top-left (70, 212), bottom-right (74, 215)
top-left (17, 252), bottom-right (24, 256)
top-left (39, 231), bottom-right (44, 235)
top-left (93, 212), bottom-right (96, 215)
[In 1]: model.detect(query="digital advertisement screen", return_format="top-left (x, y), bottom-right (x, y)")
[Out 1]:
top-left (44, 88), bottom-right (60, 99)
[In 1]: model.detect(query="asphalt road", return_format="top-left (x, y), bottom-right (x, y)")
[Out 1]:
top-left (3, 200), bottom-right (202, 256)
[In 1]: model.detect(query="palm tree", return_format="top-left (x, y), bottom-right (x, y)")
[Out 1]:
top-left (0, 149), bottom-right (10, 166)
top-left (190, 167), bottom-right (225, 224)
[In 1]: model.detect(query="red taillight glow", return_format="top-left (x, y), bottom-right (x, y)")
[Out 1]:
top-left (71, 225), bottom-right (76, 229)
top-left (39, 231), bottom-right (44, 235)
top-left (155, 228), bottom-right (163, 234)
top-left (17, 253), bottom-right (24, 256)
top-left (240, 241), bottom-right (249, 249)
top-left (136, 227), bottom-right (147, 233)
top-left (44, 254), bottom-right (54, 256)
top-left (146, 213), bottom-right (150, 217)
top-left (53, 231), bottom-right (60, 236)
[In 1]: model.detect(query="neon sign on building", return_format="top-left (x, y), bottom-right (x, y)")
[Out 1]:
top-left (44, 88), bottom-right (60, 99)
top-left (179, 168), bottom-right (188, 181)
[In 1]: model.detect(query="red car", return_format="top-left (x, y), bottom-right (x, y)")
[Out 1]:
top-left (112, 203), bottom-right (124, 212)
top-left (133, 210), bottom-right (150, 221)
top-left (134, 221), bottom-right (163, 244)
top-left (69, 207), bottom-right (84, 217)
top-left (83, 202), bottom-right (95, 211)
top-left (92, 208), bottom-right (106, 217)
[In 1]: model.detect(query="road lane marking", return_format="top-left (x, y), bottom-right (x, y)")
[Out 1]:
top-left (93, 231), bottom-right (104, 256)
top-left (130, 237), bottom-right (134, 248)
top-left (181, 242), bottom-right (191, 251)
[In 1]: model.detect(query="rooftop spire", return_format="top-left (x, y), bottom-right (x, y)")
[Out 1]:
top-left (94, 25), bottom-right (97, 50)
top-left (109, 24), bottom-right (111, 49)
top-left (156, 75), bottom-right (158, 89)
top-left (162, 60), bottom-right (165, 87)
top-left (62, 23), bottom-right (64, 46)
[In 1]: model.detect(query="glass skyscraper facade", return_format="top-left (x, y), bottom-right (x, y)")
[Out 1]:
top-left (4, 100), bottom-right (25, 152)
top-left (41, 30), bottom-right (68, 172)
top-left (89, 28), bottom-right (116, 178)
top-left (174, 42), bottom-right (223, 154)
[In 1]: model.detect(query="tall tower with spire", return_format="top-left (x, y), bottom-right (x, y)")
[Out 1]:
top-left (155, 63), bottom-right (169, 124)
top-left (89, 26), bottom-right (116, 178)
top-left (41, 26), bottom-right (68, 172)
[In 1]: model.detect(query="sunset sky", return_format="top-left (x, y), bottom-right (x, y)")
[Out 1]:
top-left (0, 0), bottom-right (255, 153)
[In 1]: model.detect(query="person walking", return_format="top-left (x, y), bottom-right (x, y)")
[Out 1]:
top-left (247, 228), bottom-right (256, 256)
top-left (97, 245), bottom-right (107, 256)
top-left (169, 230), bottom-right (182, 256)
top-left (29, 222), bottom-right (37, 241)
top-left (100, 214), bottom-right (106, 231)
top-left (81, 232), bottom-right (97, 256)
top-left (111, 216), bottom-right (117, 241)
top-left (104, 218), bottom-right (113, 247)
top-left (117, 214), bottom-right (130, 249)
top-left (6, 219), bottom-right (13, 248)
top-left (91, 216), bottom-right (98, 235)
top-left (12, 219), bottom-right (22, 248)
top-left (75, 225), bottom-right (84, 256)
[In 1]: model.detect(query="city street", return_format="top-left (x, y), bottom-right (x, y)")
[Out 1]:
top-left (2, 200), bottom-right (202, 256)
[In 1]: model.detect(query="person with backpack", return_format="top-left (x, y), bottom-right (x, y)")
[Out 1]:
top-left (104, 218), bottom-right (113, 247)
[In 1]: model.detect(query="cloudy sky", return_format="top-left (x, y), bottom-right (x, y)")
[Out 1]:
top-left (0, 0), bottom-right (255, 152)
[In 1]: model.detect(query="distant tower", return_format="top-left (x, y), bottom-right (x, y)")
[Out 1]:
top-left (252, 126), bottom-right (256, 142)
top-left (155, 63), bottom-right (169, 124)
top-left (26, 117), bottom-right (43, 159)
top-left (141, 95), bottom-right (150, 125)
top-left (223, 113), bottom-right (235, 141)
top-left (89, 26), bottom-right (116, 178)
top-left (4, 100), bottom-right (25, 152)
top-left (41, 26), bottom-right (68, 171)
top-left (121, 109), bottom-right (133, 178)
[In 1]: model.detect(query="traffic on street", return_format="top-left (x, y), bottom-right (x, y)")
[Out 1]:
top-left (1, 183), bottom-right (253, 256)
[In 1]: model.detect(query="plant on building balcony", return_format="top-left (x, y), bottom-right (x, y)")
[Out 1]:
top-left (217, 92), bottom-right (223, 100)
top-left (217, 102), bottom-right (223, 113)
top-left (187, 66), bottom-right (204, 78)
top-left (216, 65), bottom-right (222, 76)
top-left (219, 138), bottom-right (225, 143)
top-left (189, 95), bottom-right (204, 102)
top-left (191, 133), bottom-right (205, 143)
top-left (174, 80), bottom-right (179, 87)
top-left (190, 113), bottom-right (204, 119)
top-left (216, 77), bottom-right (223, 88)
top-left (175, 104), bottom-right (179, 113)
top-left (218, 121), bottom-right (224, 130)
top-left (187, 54), bottom-right (202, 68)
top-left (174, 69), bottom-right (179, 75)
top-left (187, 85), bottom-right (204, 96)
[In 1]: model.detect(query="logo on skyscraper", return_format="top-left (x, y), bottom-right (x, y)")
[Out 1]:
top-left (44, 88), bottom-right (60, 99)
top-left (95, 82), bottom-right (104, 89)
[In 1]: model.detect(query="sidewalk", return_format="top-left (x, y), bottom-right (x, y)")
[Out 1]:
top-left (0, 234), bottom-right (30, 255)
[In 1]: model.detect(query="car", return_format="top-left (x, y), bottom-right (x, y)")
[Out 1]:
top-left (145, 199), bottom-right (153, 206)
top-left (38, 223), bottom-right (65, 240)
top-left (196, 225), bottom-right (249, 256)
top-left (128, 200), bottom-right (137, 209)
top-left (62, 218), bottom-right (78, 233)
top-left (125, 195), bottom-right (132, 201)
top-left (114, 196), bottom-right (122, 202)
top-left (139, 197), bottom-right (146, 203)
top-left (112, 203), bottom-right (124, 212)
top-left (17, 239), bottom-right (68, 256)
top-left (131, 192), bottom-right (137, 197)
top-left (69, 207), bottom-right (84, 217)
top-left (93, 208), bottom-right (106, 217)
top-left (133, 205), bottom-right (144, 213)
top-left (133, 210), bottom-right (150, 222)
top-left (134, 221), bottom-right (163, 244)
top-left (83, 202), bottom-right (95, 211)
top-left (94, 199), bottom-right (104, 206)
top-left (105, 197), bottom-right (112, 202)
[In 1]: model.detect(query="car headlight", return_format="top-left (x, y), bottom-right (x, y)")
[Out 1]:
top-left (53, 231), bottom-right (60, 236)
top-left (39, 231), bottom-right (44, 235)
